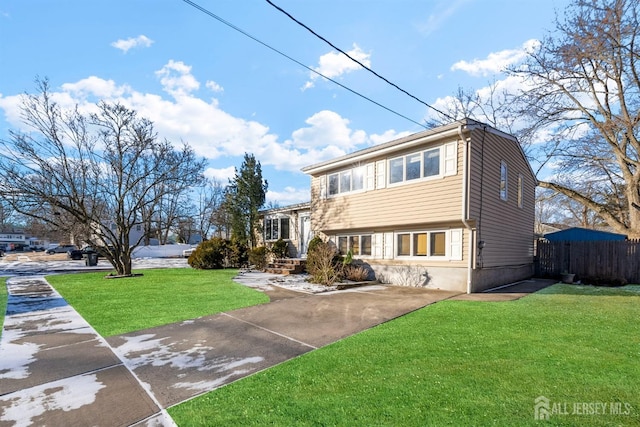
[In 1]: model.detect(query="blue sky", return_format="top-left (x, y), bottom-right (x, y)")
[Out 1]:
top-left (0, 0), bottom-right (570, 206)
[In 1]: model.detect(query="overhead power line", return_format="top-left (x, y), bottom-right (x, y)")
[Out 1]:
top-left (180, 0), bottom-right (430, 129)
top-left (265, 0), bottom-right (455, 122)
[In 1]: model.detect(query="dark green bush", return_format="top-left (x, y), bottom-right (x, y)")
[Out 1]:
top-left (227, 239), bottom-right (248, 268)
top-left (307, 236), bottom-right (323, 254)
top-left (270, 238), bottom-right (289, 259)
top-left (188, 238), bottom-right (228, 269)
top-left (249, 246), bottom-right (268, 270)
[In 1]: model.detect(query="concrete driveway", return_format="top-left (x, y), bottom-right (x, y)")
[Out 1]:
top-left (106, 284), bottom-right (460, 408)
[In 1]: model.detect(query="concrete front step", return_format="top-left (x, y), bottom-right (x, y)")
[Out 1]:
top-left (265, 259), bottom-right (306, 275)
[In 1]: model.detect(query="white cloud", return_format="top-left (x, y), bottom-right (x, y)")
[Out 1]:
top-left (303, 43), bottom-right (371, 90)
top-left (289, 110), bottom-right (365, 150)
top-left (451, 39), bottom-right (540, 77)
top-left (111, 35), bottom-right (154, 53)
top-left (204, 166), bottom-right (235, 182)
top-left (0, 62), bottom-right (406, 179)
top-left (62, 77), bottom-right (131, 99)
top-left (266, 186), bottom-right (311, 206)
top-left (0, 93), bottom-right (25, 129)
top-left (155, 60), bottom-right (200, 97)
top-left (206, 80), bottom-right (224, 93)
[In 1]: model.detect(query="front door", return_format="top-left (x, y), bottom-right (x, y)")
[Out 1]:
top-left (299, 213), bottom-right (313, 258)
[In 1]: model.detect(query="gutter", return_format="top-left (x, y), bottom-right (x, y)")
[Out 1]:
top-left (459, 125), bottom-right (474, 294)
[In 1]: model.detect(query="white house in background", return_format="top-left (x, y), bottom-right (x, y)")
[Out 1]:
top-left (302, 118), bottom-right (536, 293)
top-left (93, 220), bottom-right (146, 246)
top-left (0, 230), bottom-right (27, 250)
top-left (258, 202), bottom-right (313, 258)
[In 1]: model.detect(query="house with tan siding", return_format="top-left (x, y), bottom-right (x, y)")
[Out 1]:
top-left (301, 118), bottom-right (536, 293)
top-left (258, 202), bottom-right (313, 258)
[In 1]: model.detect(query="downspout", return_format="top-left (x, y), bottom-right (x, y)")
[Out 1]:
top-left (459, 125), bottom-right (474, 294)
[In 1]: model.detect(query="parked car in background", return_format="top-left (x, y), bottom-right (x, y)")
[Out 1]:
top-left (67, 246), bottom-right (100, 260)
top-left (183, 247), bottom-right (196, 258)
top-left (46, 244), bottom-right (77, 255)
top-left (67, 249), bottom-right (84, 260)
top-left (80, 245), bottom-right (115, 257)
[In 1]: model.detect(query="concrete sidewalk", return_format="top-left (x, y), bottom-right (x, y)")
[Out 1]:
top-left (0, 276), bottom-right (174, 427)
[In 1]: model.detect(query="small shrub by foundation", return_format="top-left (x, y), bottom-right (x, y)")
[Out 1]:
top-left (249, 246), bottom-right (268, 270)
top-left (306, 240), bottom-right (342, 286)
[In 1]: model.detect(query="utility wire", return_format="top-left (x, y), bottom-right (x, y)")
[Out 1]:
top-left (181, 0), bottom-right (428, 129)
top-left (265, 0), bottom-right (455, 122)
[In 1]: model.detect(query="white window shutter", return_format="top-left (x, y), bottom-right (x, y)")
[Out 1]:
top-left (376, 160), bottom-right (386, 189)
top-left (383, 232), bottom-right (394, 259)
top-left (444, 142), bottom-right (457, 176)
top-left (365, 163), bottom-right (375, 190)
top-left (372, 233), bottom-right (383, 258)
top-left (450, 229), bottom-right (462, 261)
top-left (319, 175), bottom-right (327, 199)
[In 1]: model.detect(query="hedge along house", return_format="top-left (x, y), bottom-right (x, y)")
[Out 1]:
top-left (258, 202), bottom-right (313, 258)
top-left (301, 118), bottom-right (536, 293)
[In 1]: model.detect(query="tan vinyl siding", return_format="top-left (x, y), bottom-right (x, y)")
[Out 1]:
top-left (310, 139), bottom-right (464, 233)
top-left (468, 130), bottom-right (535, 267)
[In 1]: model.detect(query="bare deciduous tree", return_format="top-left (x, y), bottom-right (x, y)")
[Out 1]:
top-left (192, 177), bottom-right (227, 241)
top-left (511, 0), bottom-right (640, 236)
top-left (0, 79), bottom-right (206, 276)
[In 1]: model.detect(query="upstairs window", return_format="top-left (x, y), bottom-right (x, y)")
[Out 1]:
top-left (389, 147), bottom-right (440, 185)
top-left (424, 148), bottom-right (440, 177)
top-left (323, 142), bottom-right (456, 194)
top-left (500, 161), bottom-right (508, 201)
top-left (327, 166), bottom-right (365, 196)
top-left (388, 144), bottom-right (453, 186)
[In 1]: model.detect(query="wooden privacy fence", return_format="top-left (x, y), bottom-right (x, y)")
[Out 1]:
top-left (535, 239), bottom-right (640, 284)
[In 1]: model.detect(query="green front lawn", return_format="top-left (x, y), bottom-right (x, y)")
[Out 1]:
top-left (48, 268), bottom-right (269, 337)
top-left (169, 284), bottom-right (640, 426)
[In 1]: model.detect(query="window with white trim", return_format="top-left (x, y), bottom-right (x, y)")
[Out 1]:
top-left (395, 230), bottom-right (458, 259)
top-left (323, 142), bottom-right (456, 194)
top-left (327, 166), bottom-right (366, 196)
top-left (337, 234), bottom-right (372, 256)
top-left (387, 143), bottom-right (456, 186)
top-left (500, 161), bottom-right (508, 201)
top-left (264, 216), bottom-right (290, 241)
top-left (389, 147), bottom-right (440, 184)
